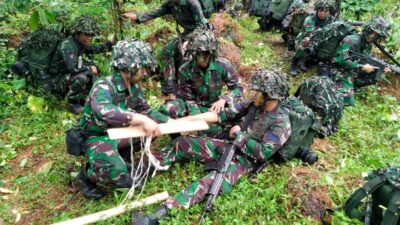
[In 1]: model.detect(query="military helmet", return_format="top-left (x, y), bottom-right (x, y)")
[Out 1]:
top-left (315, 0), bottom-right (335, 10)
top-left (363, 16), bottom-right (391, 38)
top-left (187, 29), bottom-right (219, 56)
top-left (110, 39), bottom-right (158, 72)
top-left (70, 16), bottom-right (100, 36)
top-left (249, 68), bottom-right (289, 100)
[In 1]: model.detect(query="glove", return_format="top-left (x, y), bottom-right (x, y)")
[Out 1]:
top-left (233, 131), bottom-right (250, 149)
top-left (161, 80), bottom-right (177, 95)
top-left (206, 23), bottom-right (214, 31)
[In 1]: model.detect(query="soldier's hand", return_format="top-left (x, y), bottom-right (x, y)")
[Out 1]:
top-left (209, 99), bottom-right (226, 113)
top-left (362, 64), bottom-right (379, 73)
top-left (142, 117), bottom-right (160, 137)
top-left (168, 93), bottom-right (176, 101)
top-left (384, 67), bottom-right (392, 73)
top-left (122, 12), bottom-right (138, 21)
top-left (229, 125), bottom-right (241, 139)
top-left (91, 66), bottom-right (98, 75)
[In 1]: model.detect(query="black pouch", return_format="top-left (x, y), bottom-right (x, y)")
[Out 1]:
top-left (65, 128), bottom-right (88, 156)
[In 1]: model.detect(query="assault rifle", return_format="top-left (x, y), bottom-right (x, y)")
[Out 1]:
top-left (348, 50), bottom-right (400, 76)
top-left (199, 144), bottom-right (237, 224)
top-left (347, 21), bottom-right (365, 27)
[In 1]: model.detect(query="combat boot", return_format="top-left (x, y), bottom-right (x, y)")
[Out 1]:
top-left (67, 102), bottom-right (83, 114)
top-left (298, 58), bottom-right (309, 72)
top-left (132, 205), bottom-right (169, 225)
top-left (77, 168), bottom-right (104, 200)
top-left (289, 58), bottom-right (299, 76)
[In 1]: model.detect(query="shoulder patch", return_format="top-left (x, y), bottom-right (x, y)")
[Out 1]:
top-left (265, 132), bottom-right (280, 144)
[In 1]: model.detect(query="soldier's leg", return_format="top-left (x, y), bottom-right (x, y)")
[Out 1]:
top-left (163, 158), bottom-right (252, 209)
top-left (159, 98), bottom-right (189, 119)
top-left (85, 135), bottom-right (136, 187)
top-left (67, 72), bottom-right (91, 103)
top-left (334, 70), bottom-right (355, 106)
top-left (160, 38), bottom-right (180, 95)
top-left (154, 137), bottom-right (226, 167)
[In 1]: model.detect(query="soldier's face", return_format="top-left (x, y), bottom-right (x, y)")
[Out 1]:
top-left (130, 67), bottom-right (150, 83)
top-left (317, 8), bottom-right (330, 20)
top-left (249, 90), bottom-right (265, 106)
top-left (196, 51), bottom-right (212, 68)
top-left (366, 32), bottom-right (379, 43)
top-left (77, 33), bottom-right (94, 46)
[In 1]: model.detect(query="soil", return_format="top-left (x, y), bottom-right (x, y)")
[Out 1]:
top-left (210, 13), bottom-right (244, 47)
top-left (219, 39), bottom-right (241, 69)
top-left (145, 26), bottom-right (174, 47)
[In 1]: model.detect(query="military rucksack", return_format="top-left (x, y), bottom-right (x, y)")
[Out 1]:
top-left (279, 96), bottom-right (318, 161)
top-left (249, 0), bottom-right (272, 17)
top-left (307, 21), bottom-right (356, 61)
top-left (267, 0), bottom-right (294, 21)
top-left (344, 166), bottom-right (400, 225)
top-left (295, 76), bottom-right (343, 136)
top-left (14, 28), bottom-right (64, 90)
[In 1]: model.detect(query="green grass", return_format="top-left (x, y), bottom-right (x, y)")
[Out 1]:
top-left (1, 1), bottom-right (400, 225)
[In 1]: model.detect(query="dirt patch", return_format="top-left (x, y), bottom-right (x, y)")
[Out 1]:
top-left (378, 75), bottom-right (400, 99)
top-left (287, 167), bottom-right (332, 220)
top-left (237, 65), bottom-right (259, 92)
top-left (219, 38), bottom-right (241, 70)
top-left (312, 138), bottom-right (337, 153)
top-left (145, 26), bottom-right (174, 47)
top-left (210, 13), bottom-right (244, 46)
top-left (7, 35), bottom-right (24, 48)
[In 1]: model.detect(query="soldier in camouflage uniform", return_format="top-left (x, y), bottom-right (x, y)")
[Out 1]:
top-left (159, 29), bottom-right (242, 138)
top-left (49, 16), bottom-right (114, 114)
top-left (122, 0), bottom-right (211, 98)
top-left (132, 69), bottom-right (291, 224)
top-left (76, 39), bottom-right (170, 200)
top-left (281, 0), bottom-right (311, 51)
top-left (331, 16), bottom-right (391, 106)
top-left (289, 0), bottom-right (335, 76)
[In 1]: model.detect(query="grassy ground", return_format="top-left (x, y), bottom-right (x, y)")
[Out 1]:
top-left (1, 2), bottom-right (400, 225)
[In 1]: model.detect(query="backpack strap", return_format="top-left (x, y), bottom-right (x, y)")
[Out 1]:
top-left (381, 190), bottom-right (400, 225)
top-left (344, 175), bottom-right (387, 219)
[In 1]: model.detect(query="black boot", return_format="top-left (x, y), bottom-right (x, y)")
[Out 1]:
top-left (132, 205), bottom-right (169, 225)
top-left (114, 174), bottom-right (134, 188)
top-left (298, 58), bottom-right (309, 72)
top-left (289, 58), bottom-right (299, 76)
top-left (67, 102), bottom-right (83, 114)
top-left (77, 168), bottom-right (104, 200)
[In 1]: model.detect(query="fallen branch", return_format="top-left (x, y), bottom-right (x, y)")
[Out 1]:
top-left (107, 120), bottom-right (209, 139)
top-left (52, 191), bottom-right (169, 225)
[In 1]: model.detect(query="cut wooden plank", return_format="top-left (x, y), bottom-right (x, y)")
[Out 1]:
top-left (52, 192), bottom-right (169, 225)
top-left (107, 120), bottom-right (209, 139)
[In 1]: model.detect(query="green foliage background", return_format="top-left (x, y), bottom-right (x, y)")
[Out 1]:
top-left (0, 0), bottom-right (399, 224)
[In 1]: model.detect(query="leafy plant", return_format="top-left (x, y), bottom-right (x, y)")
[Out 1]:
top-left (341, 0), bottom-right (379, 20)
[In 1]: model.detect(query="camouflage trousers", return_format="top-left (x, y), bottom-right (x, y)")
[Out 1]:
top-left (159, 99), bottom-right (229, 139)
top-left (58, 71), bottom-right (93, 103)
top-left (294, 37), bottom-right (311, 59)
top-left (153, 136), bottom-right (253, 209)
top-left (84, 135), bottom-right (138, 185)
top-left (331, 67), bottom-right (355, 106)
top-left (161, 38), bottom-right (183, 82)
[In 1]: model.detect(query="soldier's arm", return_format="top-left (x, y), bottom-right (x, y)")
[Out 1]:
top-left (176, 64), bottom-right (196, 101)
top-left (135, 87), bottom-right (170, 123)
top-left (137, 2), bottom-right (172, 23)
top-left (334, 38), bottom-right (362, 70)
top-left (60, 41), bottom-right (93, 75)
top-left (218, 100), bottom-right (251, 123)
top-left (90, 82), bottom-right (137, 127)
top-left (82, 41), bottom-right (113, 55)
top-left (188, 0), bottom-right (208, 26)
top-left (234, 114), bottom-right (291, 162)
top-left (301, 16), bottom-right (315, 36)
top-left (217, 58), bottom-right (242, 105)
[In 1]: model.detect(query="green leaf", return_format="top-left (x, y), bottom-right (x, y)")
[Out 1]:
top-left (29, 11), bottom-right (39, 31)
top-left (37, 6), bottom-right (49, 25)
top-left (44, 10), bottom-right (56, 23)
top-left (20, 158), bottom-right (27, 168)
top-left (27, 95), bottom-right (45, 113)
top-left (12, 79), bottom-right (26, 90)
top-left (37, 161), bottom-right (53, 174)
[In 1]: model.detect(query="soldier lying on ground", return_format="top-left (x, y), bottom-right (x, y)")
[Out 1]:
top-left (75, 39), bottom-right (170, 200)
top-left (48, 16), bottom-right (114, 114)
top-left (159, 29), bottom-right (242, 139)
top-left (131, 69), bottom-right (291, 225)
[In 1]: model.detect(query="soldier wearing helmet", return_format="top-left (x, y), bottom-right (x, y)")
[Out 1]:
top-left (122, 0), bottom-right (212, 101)
top-left (74, 39), bottom-right (169, 200)
top-left (332, 16), bottom-right (391, 106)
top-left (49, 16), bottom-right (114, 114)
top-left (289, 0), bottom-right (334, 76)
top-left (159, 29), bottom-right (242, 138)
top-left (132, 68), bottom-right (291, 225)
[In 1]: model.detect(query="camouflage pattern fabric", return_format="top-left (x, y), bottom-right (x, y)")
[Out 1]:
top-left (362, 16), bottom-right (391, 38)
top-left (249, 68), bottom-right (289, 100)
top-left (78, 70), bottom-right (169, 183)
top-left (137, 0), bottom-right (208, 35)
top-left (49, 36), bottom-right (113, 103)
top-left (282, 0), bottom-right (310, 34)
top-left (294, 14), bottom-right (333, 59)
top-left (70, 16), bottom-right (100, 35)
top-left (153, 100), bottom-right (291, 209)
top-left (332, 34), bottom-right (372, 106)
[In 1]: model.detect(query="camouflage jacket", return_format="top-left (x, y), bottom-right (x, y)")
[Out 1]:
top-left (219, 101), bottom-right (291, 162)
top-left (176, 57), bottom-right (242, 107)
top-left (333, 33), bottom-right (372, 70)
top-left (49, 36), bottom-right (112, 77)
top-left (137, 0), bottom-right (208, 35)
top-left (79, 70), bottom-right (169, 133)
top-left (282, 0), bottom-right (309, 28)
top-left (297, 14), bottom-right (333, 41)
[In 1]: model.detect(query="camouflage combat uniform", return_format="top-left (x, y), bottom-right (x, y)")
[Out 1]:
top-left (331, 16), bottom-right (390, 106)
top-left (78, 40), bottom-right (168, 185)
top-left (155, 92), bottom-right (291, 209)
top-left (49, 16), bottom-right (113, 104)
top-left (281, 0), bottom-right (310, 50)
top-left (135, 0), bottom-right (209, 94)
